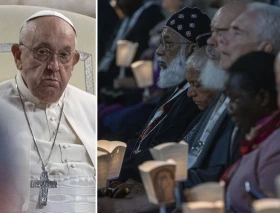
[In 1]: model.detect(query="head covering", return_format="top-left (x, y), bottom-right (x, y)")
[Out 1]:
top-left (23, 10), bottom-right (76, 34)
top-left (165, 7), bottom-right (211, 47)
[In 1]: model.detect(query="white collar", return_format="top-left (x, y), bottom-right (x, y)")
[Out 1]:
top-left (13, 72), bottom-right (65, 108)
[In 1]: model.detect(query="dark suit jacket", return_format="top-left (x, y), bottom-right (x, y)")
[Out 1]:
top-left (183, 93), bottom-right (241, 188)
top-left (119, 83), bottom-right (200, 182)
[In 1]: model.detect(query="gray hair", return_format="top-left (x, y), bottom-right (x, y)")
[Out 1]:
top-left (186, 46), bottom-right (209, 71)
top-left (247, 2), bottom-right (280, 54)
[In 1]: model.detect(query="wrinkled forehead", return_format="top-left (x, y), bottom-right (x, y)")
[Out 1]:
top-left (162, 27), bottom-right (184, 41)
top-left (231, 10), bottom-right (257, 30)
top-left (186, 65), bottom-right (201, 79)
top-left (212, 3), bottom-right (247, 29)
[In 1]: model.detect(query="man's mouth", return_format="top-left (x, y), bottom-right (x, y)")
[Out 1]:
top-left (158, 61), bottom-right (167, 69)
top-left (41, 79), bottom-right (60, 87)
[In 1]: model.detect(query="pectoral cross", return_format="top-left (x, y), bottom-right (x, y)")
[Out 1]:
top-left (30, 170), bottom-right (57, 206)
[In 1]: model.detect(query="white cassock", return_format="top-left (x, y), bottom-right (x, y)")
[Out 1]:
top-left (0, 73), bottom-right (96, 213)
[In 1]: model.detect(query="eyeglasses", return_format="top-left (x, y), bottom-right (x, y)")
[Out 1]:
top-left (159, 37), bottom-right (191, 51)
top-left (20, 44), bottom-right (77, 64)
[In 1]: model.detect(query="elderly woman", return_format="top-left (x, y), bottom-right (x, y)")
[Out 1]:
top-left (223, 52), bottom-right (280, 213)
top-left (183, 46), bottom-right (218, 141)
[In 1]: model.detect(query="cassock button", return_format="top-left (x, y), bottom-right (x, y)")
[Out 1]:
top-left (63, 144), bottom-right (71, 149)
top-left (71, 164), bottom-right (76, 168)
top-left (64, 159), bottom-right (68, 163)
top-left (50, 117), bottom-right (56, 121)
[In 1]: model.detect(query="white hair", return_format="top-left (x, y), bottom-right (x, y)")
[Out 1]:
top-left (247, 2), bottom-right (280, 54)
top-left (186, 46), bottom-right (208, 71)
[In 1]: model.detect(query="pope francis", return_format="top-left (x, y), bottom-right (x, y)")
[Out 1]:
top-left (0, 10), bottom-right (96, 212)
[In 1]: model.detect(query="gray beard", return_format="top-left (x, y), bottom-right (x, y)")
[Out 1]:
top-left (200, 59), bottom-right (229, 90)
top-left (157, 51), bottom-right (186, 88)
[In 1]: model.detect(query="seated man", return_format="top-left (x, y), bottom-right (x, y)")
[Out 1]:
top-left (223, 51), bottom-right (280, 213)
top-left (118, 7), bottom-right (211, 183)
top-left (0, 10), bottom-right (96, 212)
top-left (98, 46), bottom-right (219, 213)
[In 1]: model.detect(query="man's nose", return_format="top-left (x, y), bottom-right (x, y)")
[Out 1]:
top-left (187, 86), bottom-right (197, 97)
top-left (207, 34), bottom-right (217, 47)
top-left (218, 30), bottom-right (230, 47)
top-left (47, 54), bottom-right (60, 71)
top-left (156, 43), bottom-right (165, 56)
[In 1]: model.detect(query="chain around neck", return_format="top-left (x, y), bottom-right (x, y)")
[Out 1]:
top-left (15, 76), bottom-right (65, 171)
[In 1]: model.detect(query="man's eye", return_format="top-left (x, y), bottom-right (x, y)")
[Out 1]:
top-left (59, 52), bottom-right (71, 58)
top-left (165, 42), bottom-right (172, 48)
top-left (37, 49), bottom-right (50, 56)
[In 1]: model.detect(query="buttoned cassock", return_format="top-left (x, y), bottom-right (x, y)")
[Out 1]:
top-left (0, 73), bottom-right (96, 212)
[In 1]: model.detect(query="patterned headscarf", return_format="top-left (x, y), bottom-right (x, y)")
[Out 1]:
top-left (165, 7), bottom-right (211, 47)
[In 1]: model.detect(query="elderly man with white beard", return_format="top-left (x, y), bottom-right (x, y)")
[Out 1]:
top-left (180, 2), bottom-right (247, 188)
top-left (101, 7), bottom-right (212, 193)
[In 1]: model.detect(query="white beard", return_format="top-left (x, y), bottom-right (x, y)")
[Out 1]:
top-left (200, 59), bottom-right (229, 90)
top-left (157, 49), bottom-right (186, 88)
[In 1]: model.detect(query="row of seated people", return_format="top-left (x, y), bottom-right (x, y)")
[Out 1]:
top-left (98, 2), bottom-right (280, 213)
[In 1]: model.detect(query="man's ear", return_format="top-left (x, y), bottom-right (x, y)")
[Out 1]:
top-left (256, 89), bottom-right (270, 108)
top-left (257, 41), bottom-right (273, 53)
top-left (185, 43), bottom-right (199, 57)
top-left (11, 44), bottom-right (22, 70)
top-left (72, 52), bottom-right (80, 66)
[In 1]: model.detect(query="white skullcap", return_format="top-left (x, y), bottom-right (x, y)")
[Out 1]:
top-left (24, 10), bottom-right (76, 34)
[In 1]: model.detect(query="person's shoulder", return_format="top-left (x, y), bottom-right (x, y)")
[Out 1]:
top-left (0, 79), bottom-right (14, 96)
top-left (258, 128), bottom-right (280, 159)
top-left (66, 84), bottom-right (96, 104)
top-left (0, 79), bottom-right (13, 89)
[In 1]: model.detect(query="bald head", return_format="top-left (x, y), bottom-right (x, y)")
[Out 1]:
top-left (219, 2), bottom-right (280, 71)
top-left (207, 2), bottom-right (246, 61)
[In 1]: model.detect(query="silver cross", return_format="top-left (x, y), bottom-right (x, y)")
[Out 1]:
top-left (30, 170), bottom-right (57, 206)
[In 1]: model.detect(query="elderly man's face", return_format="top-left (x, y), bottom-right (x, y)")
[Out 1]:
top-left (207, 9), bottom-right (231, 62)
top-left (12, 17), bottom-right (79, 103)
top-left (156, 27), bottom-right (187, 68)
top-left (156, 27), bottom-right (190, 88)
top-left (218, 11), bottom-right (261, 71)
top-left (207, 3), bottom-right (246, 63)
top-left (186, 65), bottom-right (217, 110)
top-left (274, 53), bottom-right (280, 107)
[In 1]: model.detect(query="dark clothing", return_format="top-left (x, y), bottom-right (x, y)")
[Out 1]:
top-left (101, 97), bottom-right (161, 142)
top-left (98, 3), bottom-right (164, 105)
top-left (98, 3), bottom-right (164, 77)
top-left (98, 0), bottom-right (119, 62)
top-left (119, 84), bottom-right (200, 182)
top-left (183, 93), bottom-right (241, 188)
